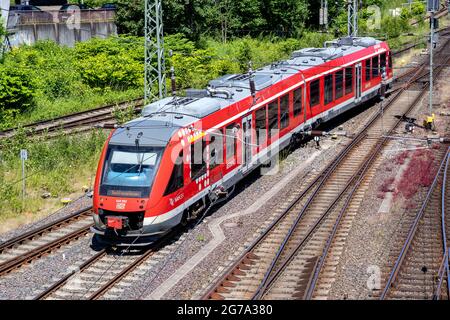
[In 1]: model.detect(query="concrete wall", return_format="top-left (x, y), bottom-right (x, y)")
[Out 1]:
top-left (7, 10), bottom-right (117, 47)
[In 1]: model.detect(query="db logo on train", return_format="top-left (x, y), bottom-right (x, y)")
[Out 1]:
top-left (115, 200), bottom-right (127, 210)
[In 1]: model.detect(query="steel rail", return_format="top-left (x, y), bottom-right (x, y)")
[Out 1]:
top-left (380, 148), bottom-right (450, 300)
top-left (434, 148), bottom-right (450, 300)
top-left (0, 223), bottom-right (93, 276)
top-left (441, 149), bottom-right (450, 299)
top-left (251, 134), bottom-right (368, 300)
top-left (200, 132), bottom-right (366, 300)
top-left (392, 27), bottom-right (450, 57)
top-left (34, 249), bottom-right (108, 300)
top-left (434, 249), bottom-right (450, 300)
top-left (0, 207), bottom-right (93, 254)
top-left (304, 137), bottom-right (388, 300)
top-left (86, 229), bottom-right (178, 300)
top-left (36, 227), bottom-right (180, 300)
top-left (0, 98), bottom-right (144, 138)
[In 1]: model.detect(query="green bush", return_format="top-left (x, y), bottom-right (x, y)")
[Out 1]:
top-left (0, 65), bottom-right (36, 121)
top-left (0, 130), bottom-right (107, 215)
top-left (381, 15), bottom-right (411, 39)
top-left (411, 3), bottom-right (426, 18)
top-left (75, 37), bottom-right (144, 90)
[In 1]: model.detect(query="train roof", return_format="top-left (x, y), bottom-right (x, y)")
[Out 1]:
top-left (125, 36), bottom-right (385, 147)
top-left (109, 115), bottom-right (190, 147)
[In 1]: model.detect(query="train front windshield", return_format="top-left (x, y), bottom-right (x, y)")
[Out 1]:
top-left (100, 145), bottom-right (164, 198)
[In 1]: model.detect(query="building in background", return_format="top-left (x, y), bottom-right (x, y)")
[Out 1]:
top-left (15, 0), bottom-right (68, 5)
top-left (7, 1), bottom-right (117, 47)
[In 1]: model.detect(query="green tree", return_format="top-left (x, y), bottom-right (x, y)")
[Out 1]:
top-left (114, 0), bottom-right (145, 36)
top-left (261, 0), bottom-right (309, 37)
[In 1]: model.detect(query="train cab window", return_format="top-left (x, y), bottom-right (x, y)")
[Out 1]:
top-left (365, 59), bottom-right (371, 81)
top-left (208, 130), bottom-right (223, 170)
top-left (380, 53), bottom-right (386, 71)
top-left (345, 67), bottom-right (353, 95)
top-left (324, 74), bottom-right (333, 105)
top-left (335, 70), bottom-right (344, 99)
top-left (268, 101), bottom-right (278, 138)
top-left (388, 52), bottom-right (393, 69)
top-left (280, 94), bottom-right (289, 130)
top-left (372, 56), bottom-right (379, 78)
top-left (293, 88), bottom-right (302, 117)
top-left (164, 151), bottom-right (183, 196)
top-left (225, 124), bottom-right (237, 161)
top-left (255, 106), bottom-right (267, 145)
top-left (309, 79), bottom-right (320, 107)
top-left (191, 139), bottom-right (207, 179)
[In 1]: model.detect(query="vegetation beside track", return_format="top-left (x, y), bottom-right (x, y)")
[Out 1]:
top-left (0, 130), bottom-right (107, 230)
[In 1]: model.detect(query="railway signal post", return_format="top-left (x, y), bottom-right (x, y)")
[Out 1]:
top-left (427, 0), bottom-right (439, 130)
top-left (20, 149), bottom-right (27, 205)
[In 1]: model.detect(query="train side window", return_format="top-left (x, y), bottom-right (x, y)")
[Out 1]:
top-left (372, 55), bottom-right (379, 78)
top-left (255, 106), bottom-right (267, 145)
top-left (365, 59), bottom-right (371, 81)
top-left (380, 53), bottom-right (386, 70)
top-left (268, 101), bottom-right (278, 138)
top-left (191, 139), bottom-right (207, 179)
top-left (293, 88), bottom-right (302, 117)
top-left (225, 124), bottom-right (237, 161)
top-left (345, 67), bottom-right (353, 95)
top-left (335, 70), bottom-right (344, 99)
top-left (324, 74), bottom-right (333, 105)
top-left (209, 130), bottom-right (223, 170)
top-left (309, 79), bottom-right (320, 107)
top-left (164, 151), bottom-right (184, 196)
top-left (280, 94), bottom-right (289, 130)
top-left (388, 52), bottom-right (392, 69)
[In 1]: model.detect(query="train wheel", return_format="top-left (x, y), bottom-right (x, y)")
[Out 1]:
top-left (180, 210), bottom-right (189, 227)
top-left (91, 234), bottom-right (109, 251)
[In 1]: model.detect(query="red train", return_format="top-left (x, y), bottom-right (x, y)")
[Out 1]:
top-left (91, 36), bottom-right (394, 246)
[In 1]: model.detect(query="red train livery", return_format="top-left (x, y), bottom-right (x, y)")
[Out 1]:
top-left (91, 36), bottom-right (394, 246)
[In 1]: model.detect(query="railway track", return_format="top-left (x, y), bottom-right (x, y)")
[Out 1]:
top-left (201, 38), bottom-right (450, 300)
top-left (0, 208), bottom-right (94, 277)
top-left (0, 98), bottom-right (144, 139)
top-left (35, 227), bottom-right (181, 300)
top-left (393, 26), bottom-right (450, 58)
top-left (380, 147), bottom-right (450, 300)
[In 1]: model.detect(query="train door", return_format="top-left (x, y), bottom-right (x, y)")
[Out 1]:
top-left (355, 63), bottom-right (362, 103)
top-left (242, 114), bottom-right (253, 172)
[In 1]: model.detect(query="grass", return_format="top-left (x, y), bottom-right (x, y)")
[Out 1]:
top-left (0, 130), bottom-right (107, 231)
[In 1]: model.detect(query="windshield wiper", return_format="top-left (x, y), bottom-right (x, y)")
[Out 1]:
top-left (135, 132), bottom-right (144, 174)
